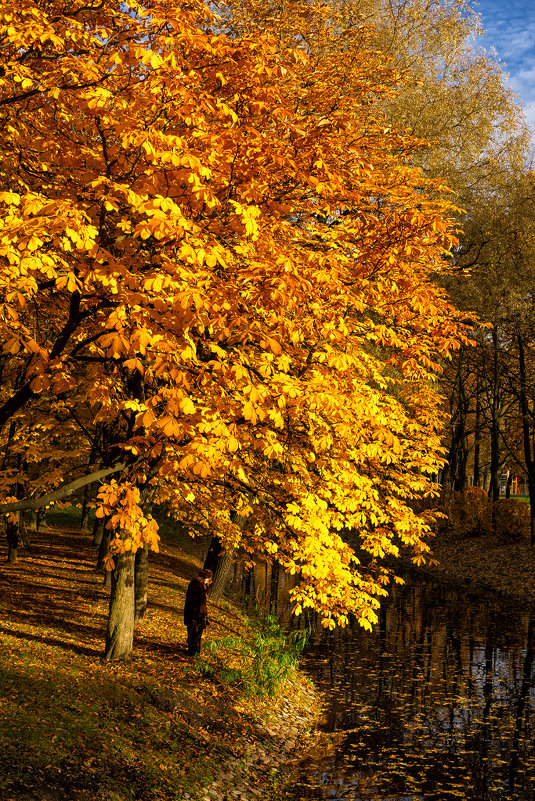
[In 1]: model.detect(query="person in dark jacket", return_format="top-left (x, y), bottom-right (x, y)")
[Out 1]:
top-left (183, 568), bottom-right (213, 655)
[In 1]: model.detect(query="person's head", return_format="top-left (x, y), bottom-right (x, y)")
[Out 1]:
top-left (199, 568), bottom-right (213, 587)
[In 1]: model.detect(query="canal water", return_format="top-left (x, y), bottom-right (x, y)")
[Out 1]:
top-left (292, 578), bottom-right (535, 801)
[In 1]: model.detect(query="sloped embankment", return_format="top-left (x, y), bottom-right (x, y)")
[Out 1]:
top-left (0, 525), bottom-right (320, 801)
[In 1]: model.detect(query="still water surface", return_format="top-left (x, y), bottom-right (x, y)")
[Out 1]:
top-left (293, 579), bottom-right (535, 801)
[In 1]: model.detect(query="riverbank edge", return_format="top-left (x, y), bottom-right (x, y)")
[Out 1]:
top-left (188, 668), bottom-right (323, 801)
top-left (396, 529), bottom-right (535, 603)
top-left (208, 530), bottom-right (535, 800)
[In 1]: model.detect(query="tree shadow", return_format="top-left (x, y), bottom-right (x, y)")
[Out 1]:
top-left (0, 624), bottom-right (103, 658)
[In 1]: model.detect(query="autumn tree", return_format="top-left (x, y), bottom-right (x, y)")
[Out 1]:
top-left (0, 0), bottom-right (471, 659)
top-left (443, 171), bottom-right (535, 540)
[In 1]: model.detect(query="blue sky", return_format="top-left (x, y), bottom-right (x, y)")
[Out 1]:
top-left (473, 0), bottom-right (535, 128)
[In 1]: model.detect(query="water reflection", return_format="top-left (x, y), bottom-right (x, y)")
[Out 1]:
top-left (293, 580), bottom-right (535, 801)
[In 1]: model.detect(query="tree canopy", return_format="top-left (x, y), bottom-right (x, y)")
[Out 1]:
top-left (0, 0), bottom-right (475, 654)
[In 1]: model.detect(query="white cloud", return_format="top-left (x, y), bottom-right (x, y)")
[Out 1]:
top-left (520, 102), bottom-right (535, 131)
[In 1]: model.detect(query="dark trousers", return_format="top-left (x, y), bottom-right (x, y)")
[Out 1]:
top-left (186, 621), bottom-right (205, 655)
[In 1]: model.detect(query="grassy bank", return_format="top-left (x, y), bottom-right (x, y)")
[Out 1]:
top-left (0, 519), bottom-right (320, 801)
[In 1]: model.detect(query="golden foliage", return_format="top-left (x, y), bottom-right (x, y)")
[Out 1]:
top-left (0, 0), bottom-right (473, 627)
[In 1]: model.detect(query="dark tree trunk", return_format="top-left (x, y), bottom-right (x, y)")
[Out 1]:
top-left (80, 496), bottom-right (90, 531)
top-left (206, 507), bottom-right (249, 602)
top-left (209, 548), bottom-right (234, 602)
top-left (6, 518), bottom-right (19, 563)
top-left (270, 562), bottom-right (280, 615)
top-left (489, 328), bottom-right (501, 503)
top-left (517, 332), bottom-right (535, 545)
top-left (92, 517), bottom-right (104, 547)
top-left (96, 521), bottom-right (112, 571)
top-left (203, 536), bottom-right (223, 573)
top-left (104, 551), bottom-right (135, 661)
top-left (134, 544), bottom-right (149, 623)
top-left (36, 508), bottom-right (46, 532)
top-left (453, 353), bottom-right (469, 493)
top-left (473, 380), bottom-right (481, 488)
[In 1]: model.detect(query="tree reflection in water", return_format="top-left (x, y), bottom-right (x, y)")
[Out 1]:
top-left (292, 580), bottom-right (535, 800)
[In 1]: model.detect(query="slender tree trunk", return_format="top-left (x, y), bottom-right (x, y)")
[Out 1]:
top-left (104, 551), bottom-right (135, 661)
top-left (474, 379), bottom-right (481, 488)
top-left (36, 508), bottom-right (46, 532)
top-left (453, 354), bottom-right (469, 493)
top-left (97, 521), bottom-right (112, 571)
top-left (517, 332), bottom-right (535, 545)
top-left (97, 520), bottom-right (113, 586)
top-left (134, 544), bottom-right (149, 623)
top-left (6, 516), bottom-right (19, 563)
top-left (489, 328), bottom-right (501, 503)
top-left (92, 517), bottom-right (104, 547)
top-left (80, 486), bottom-right (90, 531)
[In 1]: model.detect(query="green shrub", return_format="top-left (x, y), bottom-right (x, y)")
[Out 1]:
top-left (195, 614), bottom-right (308, 698)
top-left (492, 498), bottom-right (531, 542)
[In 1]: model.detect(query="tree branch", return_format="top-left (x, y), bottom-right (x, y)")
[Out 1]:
top-left (0, 462), bottom-right (128, 513)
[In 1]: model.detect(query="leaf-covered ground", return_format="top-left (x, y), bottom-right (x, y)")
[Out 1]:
top-left (0, 522), bottom-right (319, 801)
top-left (415, 529), bottom-right (535, 599)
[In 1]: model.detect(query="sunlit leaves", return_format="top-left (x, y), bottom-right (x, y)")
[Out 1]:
top-left (0, 0), bottom-right (473, 627)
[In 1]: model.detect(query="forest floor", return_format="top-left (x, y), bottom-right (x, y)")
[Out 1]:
top-left (407, 527), bottom-right (535, 602)
top-left (0, 517), bottom-right (321, 801)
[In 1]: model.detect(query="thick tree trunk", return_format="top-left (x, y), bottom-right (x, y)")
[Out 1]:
top-left (270, 562), bottom-right (279, 615)
top-left (252, 560), bottom-right (270, 611)
top-left (203, 536), bottom-right (223, 573)
top-left (206, 506), bottom-right (249, 601)
top-left (209, 548), bottom-right (234, 602)
top-left (134, 544), bottom-right (149, 623)
top-left (104, 551), bottom-right (135, 661)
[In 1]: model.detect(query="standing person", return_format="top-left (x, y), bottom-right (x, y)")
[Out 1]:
top-left (183, 568), bottom-right (213, 656)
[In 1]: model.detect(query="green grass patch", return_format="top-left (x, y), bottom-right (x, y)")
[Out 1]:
top-left (194, 613), bottom-right (308, 698)
top-left (43, 503), bottom-right (96, 530)
top-left (511, 494), bottom-right (531, 505)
